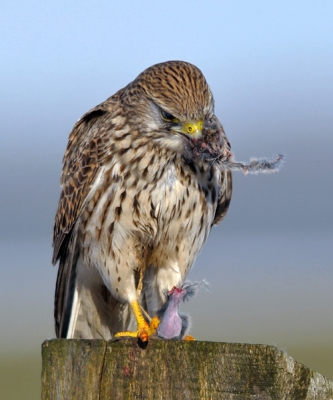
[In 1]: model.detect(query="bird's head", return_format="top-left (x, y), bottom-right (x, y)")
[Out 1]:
top-left (123, 61), bottom-right (233, 163)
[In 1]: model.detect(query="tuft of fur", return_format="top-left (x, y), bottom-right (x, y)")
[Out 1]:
top-left (181, 280), bottom-right (210, 302)
top-left (218, 154), bottom-right (284, 175)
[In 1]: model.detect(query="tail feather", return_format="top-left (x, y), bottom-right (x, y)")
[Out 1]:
top-left (54, 231), bottom-right (78, 338)
top-left (54, 234), bottom-right (136, 339)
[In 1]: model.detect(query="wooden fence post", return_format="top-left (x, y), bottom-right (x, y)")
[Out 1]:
top-left (42, 339), bottom-right (333, 399)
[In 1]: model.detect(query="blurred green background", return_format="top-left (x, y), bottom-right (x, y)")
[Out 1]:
top-left (1, 1), bottom-right (332, 398)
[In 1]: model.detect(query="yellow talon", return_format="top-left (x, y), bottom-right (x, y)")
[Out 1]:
top-left (114, 301), bottom-right (160, 341)
top-left (114, 331), bottom-right (139, 339)
top-left (184, 335), bottom-right (195, 341)
top-left (150, 316), bottom-right (160, 331)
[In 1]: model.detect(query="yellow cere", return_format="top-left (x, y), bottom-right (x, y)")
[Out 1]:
top-left (181, 120), bottom-right (203, 138)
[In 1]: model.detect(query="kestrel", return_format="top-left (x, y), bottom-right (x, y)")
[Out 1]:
top-left (52, 61), bottom-right (233, 341)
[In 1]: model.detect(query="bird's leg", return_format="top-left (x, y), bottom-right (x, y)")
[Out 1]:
top-left (114, 300), bottom-right (160, 341)
top-left (136, 266), bottom-right (144, 298)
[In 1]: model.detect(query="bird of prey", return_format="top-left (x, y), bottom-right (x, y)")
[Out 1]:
top-left (52, 60), bottom-right (233, 341)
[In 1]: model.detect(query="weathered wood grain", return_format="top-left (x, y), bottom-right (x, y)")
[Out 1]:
top-left (41, 339), bottom-right (333, 399)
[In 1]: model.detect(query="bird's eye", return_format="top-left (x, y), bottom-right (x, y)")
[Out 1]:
top-left (160, 109), bottom-right (176, 122)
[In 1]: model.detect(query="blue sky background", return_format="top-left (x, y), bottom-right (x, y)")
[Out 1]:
top-left (1, 0), bottom-right (332, 381)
